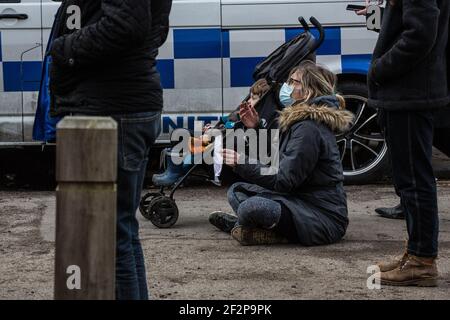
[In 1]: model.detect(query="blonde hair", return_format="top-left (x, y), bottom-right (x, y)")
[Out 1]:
top-left (287, 61), bottom-right (345, 109)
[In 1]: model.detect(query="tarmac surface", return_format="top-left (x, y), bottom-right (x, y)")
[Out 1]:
top-left (1, 182), bottom-right (450, 300)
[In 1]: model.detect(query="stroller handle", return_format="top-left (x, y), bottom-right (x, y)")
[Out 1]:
top-left (297, 16), bottom-right (326, 54)
top-left (298, 16), bottom-right (310, 31)
top-left (308, 16), bottom-right (325, 53)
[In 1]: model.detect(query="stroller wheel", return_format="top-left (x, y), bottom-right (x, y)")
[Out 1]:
top-left (139, 192), bottom-right (163, 218)
top-left (147, 196), bottom-right (179, 228)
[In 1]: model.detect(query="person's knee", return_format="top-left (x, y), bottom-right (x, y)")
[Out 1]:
top-left (237, 196), bottom-right (281, 228)
top-left (227, 182), bottom-right (242, 203)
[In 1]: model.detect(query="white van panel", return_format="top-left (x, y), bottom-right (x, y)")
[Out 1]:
top-left (41, 1), bottom-right (60, 29)
top-left (229, 29), bottom-right (285, 58)
top-left (340, 27), bottom-right (379, 55)
top-left (221, 0), bottom-right (366, 28)
top-left (0, 1), bottom-right (42, 29)
top-left (170, 0), bottom-right (221, 27)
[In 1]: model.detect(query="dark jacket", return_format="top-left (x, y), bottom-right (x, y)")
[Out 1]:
top-left (233, 97), bottom-right (354, 245)
top-left (368, 0), bottom-right (450, 111)
top-left (49, 0), bottom-right (172, 116)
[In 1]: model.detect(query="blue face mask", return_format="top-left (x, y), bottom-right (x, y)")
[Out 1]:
top-left (279, 83), bottom-right (295, 107)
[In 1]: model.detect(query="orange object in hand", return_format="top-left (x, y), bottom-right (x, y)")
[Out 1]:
top-left (189, 137), bottom-right (210, 154)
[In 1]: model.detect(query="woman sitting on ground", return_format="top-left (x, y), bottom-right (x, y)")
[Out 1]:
top-left (209, 61), bottom-right (354, 246)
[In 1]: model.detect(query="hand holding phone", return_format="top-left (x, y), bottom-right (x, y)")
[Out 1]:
top-left (346, 4), bottom-right (366, 12)
top-left (347, 1), bottom-right (384, 16)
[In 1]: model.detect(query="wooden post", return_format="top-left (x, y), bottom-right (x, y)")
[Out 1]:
top-left (54, 116), bottom-right (117, 300)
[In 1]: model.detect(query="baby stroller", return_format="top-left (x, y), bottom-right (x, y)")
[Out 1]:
top-left (139, 16), bottom-right (325, 228)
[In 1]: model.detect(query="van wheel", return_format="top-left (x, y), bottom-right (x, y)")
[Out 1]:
top-left (337, 80), bottom-right (389, 184)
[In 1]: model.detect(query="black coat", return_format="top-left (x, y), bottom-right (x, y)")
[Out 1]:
top-left (233, 97), bottom-right (354, 245)
top-left (368, 0), bottom-right (450, 111)
top-left (49, 0), bottom-right (172, 116)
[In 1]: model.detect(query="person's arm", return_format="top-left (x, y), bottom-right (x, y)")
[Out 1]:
top-left (356, 0), bottom-right (384, 19)
top-left (233, 122), bottom-right (321, 193)
top-left (371, 0), bottom-right (440, 83)
top-left (50, 0), bottom-right (152, 68)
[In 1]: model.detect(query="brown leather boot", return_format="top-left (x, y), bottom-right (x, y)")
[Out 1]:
top-left (379, 255), bottom-right (438, 287)
top-left (231, 226), bottom-right (289, 246)
top-left (377, 252), bottom-right (409, 272)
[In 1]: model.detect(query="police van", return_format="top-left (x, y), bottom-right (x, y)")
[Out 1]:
top-left (0, 0), bottom-right (386, 183)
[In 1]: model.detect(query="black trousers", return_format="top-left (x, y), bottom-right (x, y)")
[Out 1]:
top-left (433, 127), bottom-right (450, 157)
top-left (380, 110), bottom-right (439, 257)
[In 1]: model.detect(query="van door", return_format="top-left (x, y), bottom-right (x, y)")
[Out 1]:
top-left (0, 0), bottom-right (42, 144)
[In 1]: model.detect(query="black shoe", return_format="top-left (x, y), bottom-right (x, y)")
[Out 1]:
top-left (209, 211), bottom-right (238, 233)
top-left (375, 204), bottom-right (405, 220)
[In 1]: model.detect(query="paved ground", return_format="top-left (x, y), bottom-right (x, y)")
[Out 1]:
top-left (1, 182), bottom-right (450, 300)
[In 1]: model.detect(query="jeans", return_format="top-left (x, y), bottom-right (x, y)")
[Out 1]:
top-left (380, 110), bottom-right (439, 257)
top-left (113, 111), bottom-right (161, 300)
top-left (227, 183), bottom-right (280, 229)
top-left (227, 182), bottom-right (299, 242)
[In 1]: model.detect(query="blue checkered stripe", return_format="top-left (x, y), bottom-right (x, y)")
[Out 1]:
top-left (156, 26), bottom-right (375, 90)
top-left (0, 27), bottom-right (375, 92)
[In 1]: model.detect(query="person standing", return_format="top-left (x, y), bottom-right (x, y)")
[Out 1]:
top-left (49, 0), bottom-right (173, 299)
top-left (356, 1), bottom-right (450, 220)
top-left (375, 117), bottom-right (450, 220)
top-left (366, 0), bottom-right (450, 286)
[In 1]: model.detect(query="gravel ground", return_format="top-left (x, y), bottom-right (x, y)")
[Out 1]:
top-left (1, 182), bottom-right (450, 300)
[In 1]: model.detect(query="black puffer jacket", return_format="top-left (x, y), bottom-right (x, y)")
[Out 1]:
top-left (368, 0), bottom-right (450, 111)
top-left (49, 0), bottom-right (172, 116)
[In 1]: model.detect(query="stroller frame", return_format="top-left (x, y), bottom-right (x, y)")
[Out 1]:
top-left (139, 16), bottom-right (325, 228)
